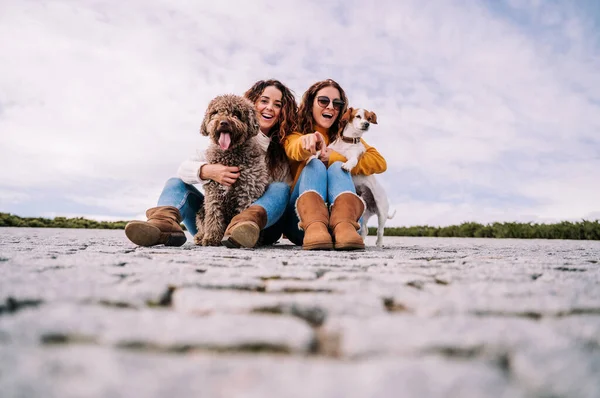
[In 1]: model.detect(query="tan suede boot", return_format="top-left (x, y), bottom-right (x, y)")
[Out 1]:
top-left (329, 192), bottom-right (366, 251)
top-left (124, 206), bottom-right (186, 247)
top-left (221, 205), bottom-right (268, 248)
top-left (296, 191), bottom-right (333, 250)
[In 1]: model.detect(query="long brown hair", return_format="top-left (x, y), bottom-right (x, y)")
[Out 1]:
top-left (296, 78), bottom-right (349, 142)
top-left (244, 79), bottom-right (298, 175)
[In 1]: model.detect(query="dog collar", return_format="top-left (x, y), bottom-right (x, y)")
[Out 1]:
top-left (341, 136), bottom-right (361, 144)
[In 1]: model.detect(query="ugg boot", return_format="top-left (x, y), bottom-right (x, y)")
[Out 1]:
top-left (296, 191), bottom-right (333, 250)
top-left (125, 206), bottom-right (186, 247)
top-left (221, 205), bottom-right (268, 248)
top-left (329, 192), bottom-right (366, 251)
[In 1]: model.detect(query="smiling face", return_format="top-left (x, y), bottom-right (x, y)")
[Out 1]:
top-left (255, 85), bottom-right (283, 134)
top-left (312, 86), bottom-right (343, 131)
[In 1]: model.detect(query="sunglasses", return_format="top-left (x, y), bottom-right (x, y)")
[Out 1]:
top-left (316, 96), bottom-right (345, 111)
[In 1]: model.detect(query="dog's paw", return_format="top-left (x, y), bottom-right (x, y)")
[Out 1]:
top-left (201, 235), bottom-right (222, 246)
top-left (193, 233), bottom-right (204, 246)
top-left (341, 162), bottom-right (352, 171)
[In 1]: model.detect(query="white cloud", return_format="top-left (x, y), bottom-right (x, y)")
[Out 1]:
top-left (0, 190), bottom-right (30, 205)
top-left (0, 0), bottom-right (598, 226)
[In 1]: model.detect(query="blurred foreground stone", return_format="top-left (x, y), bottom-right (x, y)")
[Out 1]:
top-left (0, 227), bottom-right (599, 398)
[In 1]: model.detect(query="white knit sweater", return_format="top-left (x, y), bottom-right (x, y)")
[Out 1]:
top-left (176, 132), bottom-right (273, 185)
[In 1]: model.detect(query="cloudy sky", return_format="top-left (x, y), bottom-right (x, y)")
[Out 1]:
top-left (1, 0), bottom-right (599, 227)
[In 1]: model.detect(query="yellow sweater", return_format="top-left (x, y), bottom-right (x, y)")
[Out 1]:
top-left (283, 127), bottom-right (387, 191)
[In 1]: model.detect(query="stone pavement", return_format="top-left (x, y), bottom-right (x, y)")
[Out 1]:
top-left (0, 227), bottom-right (599, 398)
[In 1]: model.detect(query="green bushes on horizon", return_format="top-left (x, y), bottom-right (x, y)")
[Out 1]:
top-left (1, 212), bottom-right (599, 240)
top-left (0, 213), bottom-right (127, 230)
top-left (368, 220), bottom-right (600, 240)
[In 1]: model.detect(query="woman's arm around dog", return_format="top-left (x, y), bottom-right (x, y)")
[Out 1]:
top-left (328, 139), bottom-right (387, 176)
top-left (177, 150), bottom-right (240, 187)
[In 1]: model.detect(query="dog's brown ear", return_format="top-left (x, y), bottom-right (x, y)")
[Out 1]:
top-left (248, 107), bottom-right (260, 136)
top-left (200, 99), bottom-right (215, 136)
top-left (200, 119), bottom-right (209, 136)
top-left (341, 107), bottom-right (353, 123)
top-left (365, 111), bottom-right (378, 124)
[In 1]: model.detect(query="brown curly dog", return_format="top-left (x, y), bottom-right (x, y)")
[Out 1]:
top-left (194, 94), bottom-right (269, 246)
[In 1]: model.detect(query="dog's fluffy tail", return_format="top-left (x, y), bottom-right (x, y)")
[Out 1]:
top-left (388, 208), bottom-right (397, 219)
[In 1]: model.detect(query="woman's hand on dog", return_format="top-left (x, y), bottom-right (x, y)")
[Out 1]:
top-left (319, 147), bottom-right (333, 165)
top-left (200, 164), bottom-right (240, 187)
top-left (301, 132), bottom-right (325, 155)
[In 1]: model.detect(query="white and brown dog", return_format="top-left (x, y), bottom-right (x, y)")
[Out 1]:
top-left (329, 107), bottom-right (396, 247)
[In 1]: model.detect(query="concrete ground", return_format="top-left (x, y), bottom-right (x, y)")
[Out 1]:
top-left (1, 227), bottom-right (599, 398)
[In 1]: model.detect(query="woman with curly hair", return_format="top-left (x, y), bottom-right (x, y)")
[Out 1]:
top-left (282, 79), bottom-right (387, 250)
top-left (125, 79), bottom-right (298, 248)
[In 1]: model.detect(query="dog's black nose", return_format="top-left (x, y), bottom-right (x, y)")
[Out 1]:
top-left (219, 120), bottom-right (230, 128)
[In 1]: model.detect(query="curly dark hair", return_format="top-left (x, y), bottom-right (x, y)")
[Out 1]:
top-left (296, 78), bottom-right (349, 142)
top-left (244, 79), bottom-right (298, 176)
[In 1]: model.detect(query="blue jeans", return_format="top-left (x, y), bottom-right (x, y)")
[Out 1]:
top-left (282, 160), bottom-right (356, 246)
top-left (157, 178), bottom-right (290, 240)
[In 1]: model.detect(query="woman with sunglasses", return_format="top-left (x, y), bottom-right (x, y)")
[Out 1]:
top-left (282, 79), bottom-right (387, 250)
top-left (124, 79), bottom-right (298, 248)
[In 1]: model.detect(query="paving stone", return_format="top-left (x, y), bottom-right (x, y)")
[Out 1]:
top-left (1, 303), bottom-right (313, 354)
top-left (322, 315), bottom-right (573, 358)
top-left (543, 315), bottom-right (600, 347)
top-left (385, 279), bottom-right (600, 317)
top-left (172, 288), bottom-right (385, 319)
top-left (0, 345), bottom-right (527, 398)
top-left (510, 344), bottom-right (600, 398)
top-left (1, 227), bottom-right (599, 397)
top-left (322, 315), bottom-right (600, 397)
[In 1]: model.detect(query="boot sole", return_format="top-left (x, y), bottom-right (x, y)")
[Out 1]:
top-left (334, 243), bottom-right (365, 251)
top-left (163, 232), bottom-right (187, 247)
top-left (302, 242), bottom-right (334, 250)
top-left (221, 222), bottom-right (260, 248)
top-left (125, 222), bottom-right (186, 247)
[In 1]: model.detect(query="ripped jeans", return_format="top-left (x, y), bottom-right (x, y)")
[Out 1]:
top-left (157, 178), bottom-right (290, 240)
